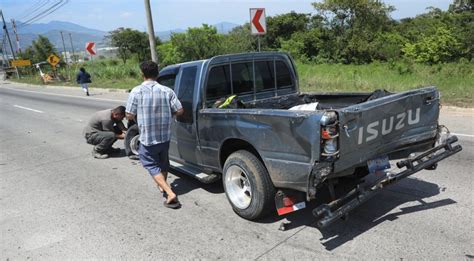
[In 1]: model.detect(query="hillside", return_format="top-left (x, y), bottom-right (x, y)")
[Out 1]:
top-left (6, 20), bottom-right (107, 52)
top-left (4, 20), bottom-right (240, 51)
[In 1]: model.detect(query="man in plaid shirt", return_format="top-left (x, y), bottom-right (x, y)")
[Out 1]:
top-left (126, 61), bottom-right (184, 209)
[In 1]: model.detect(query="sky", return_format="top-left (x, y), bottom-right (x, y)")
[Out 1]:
top-left (1, 0), bottom-right (453, 32)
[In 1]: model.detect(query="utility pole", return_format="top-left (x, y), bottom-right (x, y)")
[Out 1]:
top-left (0, 10), bottom-right (16, 60)
top-left (60, 31), bottom-right (69, 79)
top-left (0, 10), bottom-right (19, 78)
top-left (144, 0), bottom-right (158, 63)
top-left (11, 19), bottom-right (21, 54)
top-left (68, 33), bottom-right (76, 63)
top-left (60, 31), bottom-right (68, 63)
top-left (1, 36), bottom-right (9, 67)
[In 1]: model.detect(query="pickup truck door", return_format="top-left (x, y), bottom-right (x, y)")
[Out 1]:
top-left (172, 64), bottom-right (199, 164)
top-left (157, 68), bottom-right (179, 158)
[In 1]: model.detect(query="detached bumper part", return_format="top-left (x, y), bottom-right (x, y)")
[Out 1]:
top-left (313, 136), bottom-right (462, 228)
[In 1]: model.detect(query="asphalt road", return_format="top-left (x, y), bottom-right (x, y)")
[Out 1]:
top-left (1, 81), bottom-right (473, 259)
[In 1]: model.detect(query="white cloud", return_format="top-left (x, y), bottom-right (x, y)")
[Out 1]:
top-left (120, 12), bottom-right (133, 18)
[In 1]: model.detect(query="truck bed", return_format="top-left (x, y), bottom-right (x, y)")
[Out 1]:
top-left (244, 89), bottom-right (392, 110)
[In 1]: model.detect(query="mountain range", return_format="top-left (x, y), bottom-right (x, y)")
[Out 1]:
top-left (2, 20), bottom-right (240, 53)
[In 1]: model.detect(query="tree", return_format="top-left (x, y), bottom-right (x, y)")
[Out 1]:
top-left (279, 29), bottom-right (324, 62)
top-left (449, 0), bottom-right (474, 13)
top-left (395, 16), bottom-right (445, 44)
top-left (262, 12), bottom-right (311, 49)
top-left (107, 28), bottom-right (154, 64)
top-left (221, 24), bottom-right (256, 54)
top-left (312, 0), bottom-right (396, 63)
top-left (371, 32), bottom-right (407, 61)
top-left (170, 24), bottom-right (223, 61)
top-left (402, 26), bottom-right (461, 64)
top-left (395, 4), bottom-right (472, 61)
top-left (18, 46), bottom-right (35, 61)
top-left (157, 41), bottom-right (183, 66)
top-left (19, 35), bottom-right (57, 63)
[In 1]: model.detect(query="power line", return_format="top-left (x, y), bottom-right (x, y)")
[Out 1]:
top-left (17, 0), bottom-right (69, 29)
top-left (3, 0), bottom-right (52, 31)
top-left (15, 0), bottom-right (50, 21)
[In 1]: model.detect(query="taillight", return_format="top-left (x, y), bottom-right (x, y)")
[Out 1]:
top-left (321, 112), bottom-right (339, 159)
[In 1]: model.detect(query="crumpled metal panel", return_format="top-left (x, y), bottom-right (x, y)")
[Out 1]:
top-left (335, 86), bottom-right (440, 172)
top-left (198, 109), bottom-right (324, 192)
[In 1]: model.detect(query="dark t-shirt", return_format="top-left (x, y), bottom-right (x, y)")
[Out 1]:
top-left (83, 109), bottom-right (125, 137)
top-left (77, 71), bottom-right (92, 84)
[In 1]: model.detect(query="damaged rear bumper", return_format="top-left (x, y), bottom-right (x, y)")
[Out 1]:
top-left (312, 136), bottom-right (462, 228)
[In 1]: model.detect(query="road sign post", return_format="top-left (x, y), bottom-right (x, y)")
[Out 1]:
top-left (85, 42), bottom-right (96, 61)
top-left (250, 8), bottom-right (267, 52)
top-left (46, 53), bottom-right (61, 80)
top-left (47, 54), bottom-right (61, 68)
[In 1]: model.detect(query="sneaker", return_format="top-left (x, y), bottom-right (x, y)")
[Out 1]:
top-left (92, 149), bottom-right (109, 159)
top-left (86, 91), bottom-right (90, 96)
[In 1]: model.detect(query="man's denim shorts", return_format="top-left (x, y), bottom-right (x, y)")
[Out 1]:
top-left (138, 141), bottom-right (170, 177)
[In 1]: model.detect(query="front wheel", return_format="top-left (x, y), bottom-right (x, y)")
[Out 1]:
top-left (223, 150), bottom-right (275, 220)
top-left (124, 124), bottom-right (140, 156)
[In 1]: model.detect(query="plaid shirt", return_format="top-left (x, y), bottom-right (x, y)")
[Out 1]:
top-left (126, 80), bottom-right (182, 146)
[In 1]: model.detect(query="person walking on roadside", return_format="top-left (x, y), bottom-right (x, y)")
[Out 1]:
top-left (126, 61), bottom-right (184, 209)
top-left (76, 67), bottom-right (91, 96)
top-left (84, 106), bottom-right (127, 159)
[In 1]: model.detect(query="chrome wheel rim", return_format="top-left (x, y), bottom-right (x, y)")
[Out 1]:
top-left (130, 135), bottom-right (140, 155)
top-left (225, 165), bottom-right (252, 209)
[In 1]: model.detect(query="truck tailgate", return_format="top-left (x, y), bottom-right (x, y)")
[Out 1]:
top-left (335, 87), bottom-right (440, 173)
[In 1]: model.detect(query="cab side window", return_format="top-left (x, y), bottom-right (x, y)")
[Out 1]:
top-left (157, 74), bottom-right (177, 89)
top-left (177, 66), bottom-right (197, 124)
top-left (206, 65), bottom-right (231, 101)
top-left (231, 62), bottom-right (254, 94)
top-left (276, 61), bottom-right (293, 89)
top-left (254, 61), bottom-right (275, 91)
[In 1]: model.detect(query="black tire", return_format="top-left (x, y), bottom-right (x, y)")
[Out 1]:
top-left (124, 124), bottom-right (139, 156)
top-left (223, 150), bottom-right (276, 220)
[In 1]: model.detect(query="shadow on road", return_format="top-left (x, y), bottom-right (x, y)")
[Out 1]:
top-left (108, 149), bottom-right (128, 158)
top-left (168, 169), bottom-right (224, 196)
top-left (166, 168), bottom-right (456, 251)
top-left (258, 177), bottom-right (455, 250)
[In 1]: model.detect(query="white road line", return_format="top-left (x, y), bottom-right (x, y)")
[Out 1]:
top-left (452, 133), bottom-right (474, 138)
top-left (13, 105), bottom-right (44, 113)
top-left (3, 87), bottom-right (125, 103)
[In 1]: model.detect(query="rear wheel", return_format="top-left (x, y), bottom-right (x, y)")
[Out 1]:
top-left (223, 150), bottom-right (275, 220)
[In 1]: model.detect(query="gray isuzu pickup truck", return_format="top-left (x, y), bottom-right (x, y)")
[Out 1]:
top-left (125, 52), bottom-right (462, 227)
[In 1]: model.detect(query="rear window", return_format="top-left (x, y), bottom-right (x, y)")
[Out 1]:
top-left (206, 65), bottom-right (231, 100)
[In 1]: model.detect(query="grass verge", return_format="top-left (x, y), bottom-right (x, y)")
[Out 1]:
top-left (297, 61), bottom-right (473, 107)
top-left (10, 59), bottom-right (473, 107)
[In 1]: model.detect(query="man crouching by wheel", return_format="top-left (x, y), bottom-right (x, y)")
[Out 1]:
top-left (83, 106), bottom-right (127, 159)
top-left (125, 61), bottom-right (184, 209)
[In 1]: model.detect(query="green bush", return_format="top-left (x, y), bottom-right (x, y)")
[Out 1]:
top-left (403, 26), bottom-right (462, 64)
